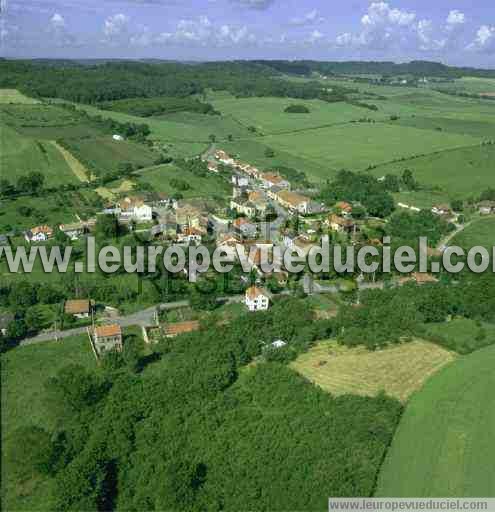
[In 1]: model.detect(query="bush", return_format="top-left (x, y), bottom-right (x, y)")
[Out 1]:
top-left (284, 104), bottom-right (310, 114)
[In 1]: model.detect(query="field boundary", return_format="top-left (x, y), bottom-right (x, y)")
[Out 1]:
top-left (50, 140), bottom-right (92, 182)
top-left (365, 139), bottom-right (485, 173)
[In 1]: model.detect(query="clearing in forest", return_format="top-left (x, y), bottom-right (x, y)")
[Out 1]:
top-left (291, 339), bottom-right (455, 403)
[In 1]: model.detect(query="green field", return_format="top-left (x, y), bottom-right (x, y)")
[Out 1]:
top-left (0, 189), bottom-right (99, 232)
top-left (451, 216), bottom-right (495, 249)
top-left (136, 164), bottom-right (230, 199)
top-left (62, 135), bottom-right (157, 175)
top-left (0, 103), bottom-right (106, 140)
top-left (376, 344), bottom-right (495, 497)
top-left (385, 115), bottom-right (495, 138)
top-left (372, 144), bottom-right (495, 199)
top-left (1, 335), bottom-right (95, 511)
top-left (210, 96), bottom-right (368, 134)
top-left (262, 123), bottom-right (479, 178)
top-left (0, 125), bottom-right (80, 187)
top-left (78, 103), bottom-right (253, 143)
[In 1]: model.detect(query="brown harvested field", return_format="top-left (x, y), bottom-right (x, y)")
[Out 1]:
top-left (480, 92), bottom-right (495, 97)
top-left (291, 339), bottom-right (456, 402)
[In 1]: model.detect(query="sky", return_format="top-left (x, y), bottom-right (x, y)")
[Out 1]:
top-left (1, 0), bottom-right (495, 67)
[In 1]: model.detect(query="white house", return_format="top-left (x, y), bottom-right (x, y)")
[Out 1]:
top-left (120, 197), bottom-right (153, 222)
top-left (232, 174), bottom-right (249, 188)
top-left (25, 225), bottom-right (53, 243)
top-left (260, 172), bottom-right (290, 190)
top-left (112, 134), bottom-right (124, 141)
top-left (176, 227), bottom-right (204, 244)
top-left (245, 286), bottom-right (270, 312)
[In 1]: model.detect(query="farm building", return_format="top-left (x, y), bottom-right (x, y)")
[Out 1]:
top-left (65, 299), bottom-right (92, 319)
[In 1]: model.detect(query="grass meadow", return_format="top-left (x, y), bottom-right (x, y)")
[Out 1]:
top-left (291, 339), bottom-right (455, 403)
top-left (376, 343), bottom-right (495, 497)
top-left (261, 123), bottom-right (479, 177)
top-left (209, 96), bottom-right (367, 134)
top-left (451, 216), bottom-right (495, 250)
top-left (372, 144), bottom-right (495, 199)
top-left (136, 164), bottom-right (230, 199)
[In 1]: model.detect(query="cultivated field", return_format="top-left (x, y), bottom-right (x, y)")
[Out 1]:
top-left (62, 136), bottom-right (156, 175)
top-left (262, 123), bottom-right (480, 178)
top-left (50, 141), bottom-right (92, 182)
top-left (0, 88), bottom-right (39, 104)
top-left (210, 96), bottom-right (367, 134)
top-left (291, 339), bottom-right (455, 403)
top-left (0, 125), bottom-right (80, 187)
top-left (376, 344), bottom-right (495, 497)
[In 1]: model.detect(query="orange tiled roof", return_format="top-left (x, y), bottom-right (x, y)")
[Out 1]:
top-left (65, 299), bottom-right (90, 315)
top-left (246, 286), bottom-right (268, 300)
top-left (164, 321), bottom-right (200, 336)
top-left (31, 225), bottom-right (53, 235)
top-left (94, 324), bottom-right (121, 338)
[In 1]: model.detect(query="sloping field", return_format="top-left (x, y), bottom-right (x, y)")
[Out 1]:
top-left (50, 141), bottom-right (91, 182)
top-left (291, 339), bottom-right (455, 403)
top-left (1, 335), bottom-right (94, 511)
top-left (137, 164), bottom-right (230, 199)
top-left (376, 344), bottom-right (495, 497)
top-left (372, 144), bottom-right (495, 199)
top-left (222, 138), bottom-right (328, 178)
top-left (0, 125), bottom-right (79, 186)
top-left (63, 136), bottom-right (156, 175)
top-left (262, 123), bottom-right (480, 178)
top-left (385, 116), bottom-right (495, 138)
top-left (451, 216), bottom-right (495, 250)
top-left (79, 103), bottom-right (252, 143)
top-left (210, 97), bottom-right (367, 134)
top-left (0, 88), bottom-right (39, 104)
top-left (0, 103), bottom-right (105, 139)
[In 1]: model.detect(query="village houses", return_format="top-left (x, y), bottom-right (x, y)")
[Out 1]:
top-left (92, 324), bottom-right (123, 356)
top-left (259, 172), bottom-right (290, 190)
top-left (327, 214), bottom-right (356, 234)
top-left (25, 225), bottom-right (53, 243)
top-left (275, 190), bottom-right (311, 214)
top-left (232, 217), bottom-right (258, 239)
top-left (245, 286), bottom-right (270, 311)
top-left (65, 299), bottom-right (93, 319)
top-left (119, 196), bottom-right (153, 222)
top-left (478, 201), bottom-right (495, 215)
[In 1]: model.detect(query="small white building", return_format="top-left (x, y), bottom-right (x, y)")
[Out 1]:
top-left (119, 197), bottom-right (153, 222)
top-left (271, 339), bottom-right (287, 349)
top-left (245, 286), bottom-right (270, 312)
top-left (112, 134), bottom-right (124, 141)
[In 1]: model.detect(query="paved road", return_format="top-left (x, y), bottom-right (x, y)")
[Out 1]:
top-left (20, 300), bottom-right (190, 346)
top-left (437, 220), bottom-right (474, 252)
top-left (19, 295), bottom-right (246, 347)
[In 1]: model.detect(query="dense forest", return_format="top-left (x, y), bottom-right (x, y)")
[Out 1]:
top-left (0, 60), bottom-right (348, 104)
top-left (4, 297), bottom-right (403, 511)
